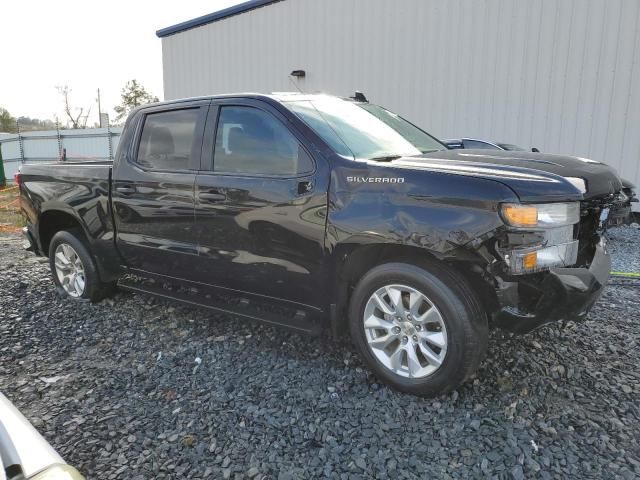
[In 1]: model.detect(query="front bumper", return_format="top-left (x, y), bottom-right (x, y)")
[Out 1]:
top-left (493, 241), bottom-right (611, 334)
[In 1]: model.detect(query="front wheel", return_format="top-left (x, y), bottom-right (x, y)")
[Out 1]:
top-left (49, 229), bottom-right (116, 302)
top-left (348, 261), bottom-right (488, 397)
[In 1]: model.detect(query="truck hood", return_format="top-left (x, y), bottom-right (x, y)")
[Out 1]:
top-left (391, 149), bottom-right (622, 201)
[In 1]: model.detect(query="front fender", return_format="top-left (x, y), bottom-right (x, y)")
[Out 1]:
top-left (326, 162), bottom-right (519, 256)
top-left (321, 163), bottom-right (519, 329)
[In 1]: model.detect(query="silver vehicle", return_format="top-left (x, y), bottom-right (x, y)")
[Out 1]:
top-left (0, 393), bottom-right (83, 480)
top-left (444, 137), bottom-right (534, 151)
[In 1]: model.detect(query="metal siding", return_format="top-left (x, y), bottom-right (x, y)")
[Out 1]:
top-left (0, 128), bottom-right (122, 181)
top-left (624, 0), bottom-right (640, 184)
top-left (161, 0), bottom-right (640, 187)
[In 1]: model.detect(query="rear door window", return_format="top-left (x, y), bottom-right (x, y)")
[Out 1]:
top-left (137, 109), bottom-right (200, 171)
top-left (213, 106), bottom-right (313, 176)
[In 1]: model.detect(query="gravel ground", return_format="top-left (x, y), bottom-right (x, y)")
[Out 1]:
top-left (1, 229), bottom-right (639, 480)
top-left (609, 224), bottom-right (640, 273)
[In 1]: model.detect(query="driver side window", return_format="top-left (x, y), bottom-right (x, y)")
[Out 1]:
top-left (137, 108), bottom-right (200, 170)
top-left (213, 106), bottom-right (314, 176)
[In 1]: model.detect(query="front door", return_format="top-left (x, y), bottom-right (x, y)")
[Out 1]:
top-left (193, 99), bottom-right (329, 308)
top-left (112, 100), bottom-right (208, 278)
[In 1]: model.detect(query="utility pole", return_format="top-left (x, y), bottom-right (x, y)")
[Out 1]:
top-left (16, 119), bottom-right (24, 163)
top-left (97, 88), bottom-right (102, 127)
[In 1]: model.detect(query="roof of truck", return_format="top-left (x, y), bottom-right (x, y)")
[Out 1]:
top-left (143, 92), bottom-right (356, 109)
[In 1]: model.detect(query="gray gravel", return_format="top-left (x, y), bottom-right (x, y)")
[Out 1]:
top-left (609, 224), bottom-right (640, 274)
top-left (1, 231), bottom-right (639, 479)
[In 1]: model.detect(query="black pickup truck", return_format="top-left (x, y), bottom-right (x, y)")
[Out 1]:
top-left (17, 93), bottom-right (620, 396)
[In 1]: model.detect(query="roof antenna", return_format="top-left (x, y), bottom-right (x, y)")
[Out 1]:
top-left (288, 70), bottom-right (306, 94)
top-left (350, 91), bottom-right (368, 102)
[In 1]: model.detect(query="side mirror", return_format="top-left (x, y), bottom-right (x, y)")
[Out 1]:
top-left (532, 147), bottom-right (540, 153)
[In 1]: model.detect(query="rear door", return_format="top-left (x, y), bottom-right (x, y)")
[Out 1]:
top-left (112, 100), bottom-right (209, 277)
top-left (192, 98), bottom-right (329, 308)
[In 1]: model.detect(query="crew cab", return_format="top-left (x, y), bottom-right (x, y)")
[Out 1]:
top-left (16, 93), bottom-right (620, 396)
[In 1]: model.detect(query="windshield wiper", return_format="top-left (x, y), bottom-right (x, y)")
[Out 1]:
top-left (421, 149), bottom-right (444, 153)
top-left (368, 155), bottom-right (402, 162)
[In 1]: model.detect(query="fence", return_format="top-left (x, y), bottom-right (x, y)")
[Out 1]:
top-left (0, 125), bottom-right (122, 182)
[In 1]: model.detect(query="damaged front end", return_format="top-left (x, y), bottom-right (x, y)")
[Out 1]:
top-left (488, 198), bottom-right (613, 334)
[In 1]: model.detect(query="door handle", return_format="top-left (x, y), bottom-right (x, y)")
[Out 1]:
top-left (198, 192), bottom-right (226, 202)
top-left (297, 180), bottom-right (313, 195)
top-left (116, 185), bottom-right (136, 194)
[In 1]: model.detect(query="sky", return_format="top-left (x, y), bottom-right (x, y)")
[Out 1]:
top-left (0, 0), bottom-right (244, 125)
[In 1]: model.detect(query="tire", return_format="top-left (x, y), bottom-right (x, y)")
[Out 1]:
top-left (348, 261), bottom-right (488, 397)
top-left (48, 229), bottom-right (116, 302)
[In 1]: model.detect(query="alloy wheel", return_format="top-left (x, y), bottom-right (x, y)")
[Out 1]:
top-left (54, 243), bottom-right (86, 298)
top-left (363, 284), bottom-right (448, 378)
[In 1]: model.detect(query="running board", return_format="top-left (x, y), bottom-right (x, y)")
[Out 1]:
top-left (118, 278), bottom-right (321, 335)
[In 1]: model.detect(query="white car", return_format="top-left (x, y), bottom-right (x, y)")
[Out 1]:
top-left (0, 393), bottom-right (83, 480)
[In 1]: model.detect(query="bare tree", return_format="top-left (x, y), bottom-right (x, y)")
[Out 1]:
top-left (56, 85), bottom-right (92, 129)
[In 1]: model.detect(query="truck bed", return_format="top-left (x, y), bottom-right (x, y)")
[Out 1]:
top-left (21, 161), bottom-right (113, 178)
top-left (18, 161), bottom-right (116, 277)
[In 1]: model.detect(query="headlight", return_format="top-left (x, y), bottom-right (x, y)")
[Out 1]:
top-left (501, 202), bottom-right (580, 228)
top-left (507, 241), bottom-right (579, 274)
top-left (500, 202), bottom-right (581, 274)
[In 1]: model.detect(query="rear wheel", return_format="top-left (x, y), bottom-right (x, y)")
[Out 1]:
top-left (348, 261), bottom-right (487, 397)
top-left (49, 230), bottom-right (116, 302)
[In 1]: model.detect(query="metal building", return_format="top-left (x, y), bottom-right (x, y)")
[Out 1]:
top-left (157, 0), bottom-right (640, 189)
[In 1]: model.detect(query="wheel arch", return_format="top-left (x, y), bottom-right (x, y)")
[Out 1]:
top-left (328, 242), bottom-right (497, 337)
top-left (38, 209), bottom-right (87, 256)
top-left (38, 208), bottom-right (122, 283)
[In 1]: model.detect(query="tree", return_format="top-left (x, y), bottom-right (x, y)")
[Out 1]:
top-left (16, 116), bottom-right (56, 132)
top-left (0, 107), bottom-right (17, 133)
top-left (56, 85), bottom-right (91, 129)
top-left (114, 80), bottom-right (159, 123)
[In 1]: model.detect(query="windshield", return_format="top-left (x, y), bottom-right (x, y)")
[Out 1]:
top-left (357, 103), bottom-right (447, 153)
top-left (286, 96), bottom-right (444, 160)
